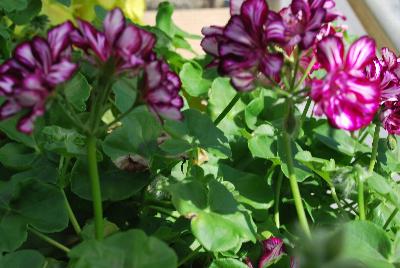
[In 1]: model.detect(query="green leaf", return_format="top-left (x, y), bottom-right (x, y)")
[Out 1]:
top-left (248, 124), bottom-right (280, 164)
top-left (245, 96), bottom-right (264, 130)
top-left (38, 126), bottom-right (86, 156)
top-left (313, 123), bottom-right (369, 156)
top-left (81, 220), bottom-right (119, 240)
top-left (169, 179), bottom-right (257, 252)
top-left (64, 72), bottom-right (91, 112)
top-left (164, 109), bottom-right (231, 158)
top-left (209, 258), bottom-right (249, 268)
top-left (8, 0), bottom-right (42, 25)
top-left (160, 138), bottom-right (192, 155)
top-left (0, 179), bottom-right (69, 252)
top-left (367, 172), bottom-right (400, 209)
top-left (0, 142), bottom-right (38, 170)
top-left (0, 0), bottom-right (27, 12)
top-left (218, 164), bottom-right (274, 210)
top-left (180, 63), bottom-right (211, 97)
top-left (295, 151), bottom-right (336, 184)
top-left (71, 158), bottom-right (148, 201)
top-left (112, 77), bottom-right (137, 113)
top-left (0, 250), bottom-right (45, 268)
top-left (341, 221), bottom-right (393, 268)
top-left (69, 229), bottom-right (178, 268)
top-left (378, 137), bottom-right (400, 173)
top-left (103, 107), bottom-right (162, 160)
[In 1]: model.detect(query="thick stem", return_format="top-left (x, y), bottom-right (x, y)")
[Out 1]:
top-left (274, 171), bottom-right (284, 228)
top-left (214, 93), bottom-right (240, 126)
top-left (87, 136), bottom-right (104, 240)
top-left (28, 227), bottom-right (70, 253)
top-left (282, 130), bottom-right (311, 237)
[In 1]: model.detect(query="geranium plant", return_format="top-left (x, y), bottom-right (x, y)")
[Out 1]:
top-left (1, 0), bottom-right (400, 267)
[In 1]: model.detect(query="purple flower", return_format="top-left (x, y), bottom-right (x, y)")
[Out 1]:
top-left (70, 8), bottom-right (155, 72)
top-left (381, 101), bottom-right (400, 135)
top-left (279, 0), bottom-right (330, 53)
top-left (201, 0), bottom-right (284, 91)
top-left (0, 22), bottom-right (77, 134)
top-left (143, 57), bottom-right (184, 120)
top-left (245, 237), bottom-right (297, 268)
top-left (365, 47), bottom-right (400, 102)
top-left (310, 36), bottom-right (380, 131)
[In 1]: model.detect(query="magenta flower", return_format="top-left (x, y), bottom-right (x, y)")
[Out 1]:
top-left (381, 101), bottom-right (400, 135)
top-left (201, 0), bottom-right (285, 91)
top-left (70, 8), bottom-right (155, 72)
top-left (365, 47), bottom-right (400, 102)
top-left (0, 22), bottom-right (77, 134)
top-left (310, 36), bottom-right (380, 131)
top-left (143, 57), bottom-right (184, 120)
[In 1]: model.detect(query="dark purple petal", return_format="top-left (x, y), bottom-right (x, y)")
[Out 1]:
top-left (291, 0), bottom-right (311, 17)
top-left (265, 12), bottom-right (286, 43)
top-left (300, 30), bottom-right (318, 49)
top-left (381, 102), bottom-right (400, 135)
top-left (345, 36), bottom-right (376, 71)
top-left (201, 36), bottom-right (220, 56)
top-left (104, 8), bottom-right (125, 46)
top-left (46, 59), bottom-right (78, 86)
top-left (201, 25), bottom-right (224, 36)
top-left (47, 21), bottom-right (74, 60)
top-left (153, 104), bottom-right (183, 120)
top-left (240, 0), bottom-right (269, 36)
top-left (224, 16), bottom-right (255, 47)
top-left (0, 100), bottom-right (21, 119)
top-left (14, 43), bottom-right (36, 68)
top-left (261, 53), bottom-right (283, 81)
top-left (231, 71), bottom-right (255, 91)
top-left (317, 36), bottom-right (344, 71)
top-left (307, 8), bottom-right (326, 30)
top-left (219, 42), bottom-right (251, 57)
top-left (230, 0), bottom-right (245, 15)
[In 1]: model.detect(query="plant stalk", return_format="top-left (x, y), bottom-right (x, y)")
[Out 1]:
top-left (28, 227), bottom-right (70, 253)
top-left (87, 136), bottom-right (104, 240)
top-left (214, 93), bottom-right (241, 126)
top-left (383, 208), bottom-right (399, 230)
top-left (61, 190), bottom-right (82, 235)
top-left (283, 130), bottom-right (311, 237)
top-left (274, 171), bottom-right (284, 229)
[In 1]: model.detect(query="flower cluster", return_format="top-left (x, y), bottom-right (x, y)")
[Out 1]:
top-left (201, 0), bottom-right (344, 92)
top-left (366, 48), bottom-right (400, 134)
top-left (0, 22), bottom-right (77, 133)
top-left (0, 8), bottom-right (183, 134)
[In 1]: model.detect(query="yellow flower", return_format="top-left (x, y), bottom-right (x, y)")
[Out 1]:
top-left (42, 0), bottom-right (145, 25)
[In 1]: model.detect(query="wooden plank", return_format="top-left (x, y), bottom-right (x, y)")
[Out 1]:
top-left (347, 0), bottom-right (398, 53)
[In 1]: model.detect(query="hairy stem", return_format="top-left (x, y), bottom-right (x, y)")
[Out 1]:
top-left (87, 136), bottom-right (104, 240)
top-left (214, 93), bottom-right (241, 126)
top-left (28, 227), bottom-right (70, 253)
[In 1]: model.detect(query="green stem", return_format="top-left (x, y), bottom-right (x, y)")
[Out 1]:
top-left (214, 93), bottom-right (241, 126)
top-left (358, 123), bottom-right (380, 220)
top-left (28, 227), bottom-right (70, 253)
top-left (383, 208), bottom-right (399, 229)
top-left (294, 57), bottom-right (316, 92)
top-left (274, 172), bottom-right (284, 229)
top-left (178, 245), bottom-right (202, 267)
top-left (299, 97), bottom-right (312, 130)
top-left (283, 130), bottom-right (311, 237)
top-left (330, 186), bottom-right (344, 212)
top-left (148, 205), bottom-right (179, 218)
top-left (61, 190), bottom-right (82, 235)
top-left (87, 136), bottom-right (104, 240)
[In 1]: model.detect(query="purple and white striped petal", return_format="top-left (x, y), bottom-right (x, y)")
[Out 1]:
top-left (47, 21), bottom-right (74, 60)
top-left (240, 0), bottom-right (269, 35)
top-left (261, 53), bottom-right (283, 81)
top-left (17, 109), bottom-right (44, 134)
top-left (317, 36), bottom-right (344, 71)
top-left (46, 59), bottom-right (78, 86)
top-left (224, 16), bottom-right (255, 47)
top-left (14, 43), bottom-right (36, 68)
top-left (381, 47), bottom-right (398, 69)
top-left (104, 8), bottom-right (125, 47)
top-left (153, 105), bottom-right (183, 120)
top-left (265, 12), bottom-right (286, 43)
top-left (116, 25), bottom-right (142, 56)
top-left (231, 71), bottom-right (255, 91)
top-left (259, 237), bottom-right (285, 268)
top-left (32, 37), bottom-right (52, 74)
top-left (0, 100), bottom-right (21, 119)
top-left (307, 8), bottom-right (327, 30)
top-left (345, 36), bottom-right (376, 71)
top-left (77, 20), bottom-right (109, 62)
top-left (0, 76), bottom-right (16, 95)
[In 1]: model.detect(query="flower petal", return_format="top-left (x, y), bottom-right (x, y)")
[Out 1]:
top-left (153, 105), bottom-right (183, 120)
top-left (265, 12), bottom-right (286, 43)
top-left (224, 16), bottom-right (255, 47)
top-left (307, 8), bottom-right (326, 30)
top-left (381, 47), bottom-right (397, 69)
top-left (17, 109), bottom-right (43, 134)
top-left (317, 36), bottom-right (344, 71)
top-left (32, 37), bottom-right (52, 74)
top-left (261, 53), bottom-right (283, 81)
top-left (201, 36), bottom-right (220, 56)
top-left (345, 36), bottom-right (376, 71)
top-left (77, 20), bottom-right (109, 62)
top-left (47, 21), bottom-right (74, 60)
top-left (116, 25), bottom-right (142, 56)
top-left (230, 0), bottom-right (245, 15)
top-left (104, 8), bottom-right (125, 46)
top-left (14, 42), bottom-right (36, 68)
top-left (0, 76), bottom-right (16, 95)
top-left (0, 100), bottom-right (21, 119)
top-left (240, 0), bottom-right (269, 34)
top-left (46, 59), bottom-right (78, 86)
top-left (259, 237), bottom-right (285, 268)
top-left (230, 71), bottom-right (255, 91)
